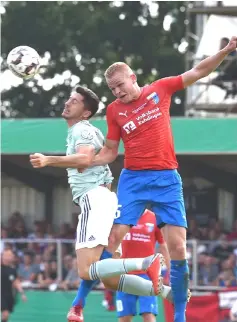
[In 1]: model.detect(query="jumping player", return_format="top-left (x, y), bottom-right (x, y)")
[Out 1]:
top-left (90, 36), bottom-right (237, 322)
top-left (29, 86), bottom-right (173, 322)
top-left (116, 209), bottom-right (170, 322)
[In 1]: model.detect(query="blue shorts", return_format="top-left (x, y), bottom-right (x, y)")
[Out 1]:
top-left (114, 169), bottom-right (187, 228)
top-left (116, 274), bottom-right (158, 317)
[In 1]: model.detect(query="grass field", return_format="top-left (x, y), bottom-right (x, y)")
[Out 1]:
top-left (9, 290), bottom-right (165, 322)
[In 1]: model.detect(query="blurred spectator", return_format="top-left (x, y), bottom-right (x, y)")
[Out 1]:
top-left (56, 222), bottom-right (75, 239)
top-left (37, 261), bottom-right (58, 289)
top-left (212, 233), bottom-right (234, 262)
top-left (1, 227), bottom-right (8, 253)
top-left (42, 243), bottom-right (57, 262)
top-left (216, 269), bottom-right (237, 287)
top-left (9, 221), bottom-right (27, 239)
top-left (17, 251), bottom-right (40, 286)
top-left (7, 211), bottom-right (25, 230)
top-left (199, 254), bottom-right (219, 286)
top-left (60, 258), bottom-right (80, 290)
top-left (62, 255), bottom-right (73, 279)
top-left (227, 220), bottom-right (237, 241)
top-left (187, 218), bottom-right (200, 239)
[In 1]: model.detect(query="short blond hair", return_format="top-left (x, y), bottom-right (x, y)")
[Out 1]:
top-left (104, 62), bottom-right (133, 79)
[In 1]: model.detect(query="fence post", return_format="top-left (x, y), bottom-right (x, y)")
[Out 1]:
top-left (192, 239), bottom-right (198, 288)
top-left (56, 239), bottom-right (62, 281)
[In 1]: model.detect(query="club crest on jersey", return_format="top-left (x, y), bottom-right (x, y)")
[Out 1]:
top-left (147, 92), bottom-right (159, 104)
top-left (145, 223), bottom-right (154, 232)
top-left (81, 129), bottom-right (93, 140)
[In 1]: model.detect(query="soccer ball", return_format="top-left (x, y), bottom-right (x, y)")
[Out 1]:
top-left (7, 46), bottom-right (41, 79)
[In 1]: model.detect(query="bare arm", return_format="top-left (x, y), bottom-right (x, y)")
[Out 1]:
top-left (30, 145), bottom-right (95, 169)
top-left (13, 278), bottom-right (27, 301)
top-left (92, 139), bottom-right (119, 166)
top-left (182, 36), bottom-right (237, 88)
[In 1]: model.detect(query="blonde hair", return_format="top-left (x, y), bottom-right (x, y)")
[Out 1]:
top-left (104, 62), bottom-right (134, 79)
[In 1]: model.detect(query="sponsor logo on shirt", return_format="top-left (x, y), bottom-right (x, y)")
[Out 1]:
top-left (132, 103), bottom-right (146, 114)
top-left (119, 111), bottom-right (128, 117)
top-left (123, 121), bottom-right (136, 134)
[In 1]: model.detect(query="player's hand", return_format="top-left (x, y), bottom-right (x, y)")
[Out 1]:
top-left (224, 36), bottom-right (237, 53)
top-left (21, 293), bottom-right (27, 302)
top-left (30, 153), bottom-right (48, 168)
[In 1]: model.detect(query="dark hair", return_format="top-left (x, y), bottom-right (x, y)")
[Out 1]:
top-left (75, 86), bottom-right (99, 119)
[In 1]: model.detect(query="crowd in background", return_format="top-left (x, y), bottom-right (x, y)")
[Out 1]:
top-left (1, 211), bottom-right (237, 290)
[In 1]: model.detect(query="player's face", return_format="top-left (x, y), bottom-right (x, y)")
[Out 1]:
top-left (62, 92), bottom-right (91, 120)
top-left (106, 72), bottom-right (138, 104)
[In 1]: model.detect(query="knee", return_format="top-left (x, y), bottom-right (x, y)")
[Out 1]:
top-left (78, 267), bottom-right (90, 280)
top-left (107, 232), bottom-right (120, 253)
top-left (142, 313), bottom-right (156, 322)
top-left (169, 241), bottom-right (186, 260)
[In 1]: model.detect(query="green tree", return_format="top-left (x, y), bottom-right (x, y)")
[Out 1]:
top-left (1, 1), bottom-right (187, 118)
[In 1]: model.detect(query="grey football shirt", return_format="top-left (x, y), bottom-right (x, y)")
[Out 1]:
top-left (66, 120), bottom-right (113, 201)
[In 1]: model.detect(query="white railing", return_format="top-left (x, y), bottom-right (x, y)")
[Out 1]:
top-left (2, 238), bottom-right (237, 291)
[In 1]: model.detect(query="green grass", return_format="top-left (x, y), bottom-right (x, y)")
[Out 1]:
top-left (9, 290), bottom-right (165, 322)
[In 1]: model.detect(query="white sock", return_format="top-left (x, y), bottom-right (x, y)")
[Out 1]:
top-left (89, 256), bottom-right (153, 280)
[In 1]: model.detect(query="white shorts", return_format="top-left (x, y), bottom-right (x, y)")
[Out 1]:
top-left (75, 186), bottom-right (118, 250)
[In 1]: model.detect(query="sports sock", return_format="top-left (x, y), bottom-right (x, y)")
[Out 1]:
top-left (117, 274), bottom-right (172, 298)
top-left (72, 249), bottom-right (113, 307)
top-left (170, 259), bottom-right (189, 322)
top-left (89, 254), bottom-right (154, 280)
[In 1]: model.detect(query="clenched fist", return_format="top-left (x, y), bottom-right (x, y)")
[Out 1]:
top-left (30, 153), bottom-right (48, 168)
top-left (225, 36), bottom-right (237, 53)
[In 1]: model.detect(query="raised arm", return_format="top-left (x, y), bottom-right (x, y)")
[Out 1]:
top-left (30, 145), bottom-right (95, 169)
top-left (182, 36), bottom-right (237, 88)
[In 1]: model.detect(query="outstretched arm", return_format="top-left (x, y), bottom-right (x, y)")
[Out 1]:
top-left (93, 139), bottom-right (119, 166)
top-left (182, 36), bottom-right (237, 88)
top-left (30, 145), bottom-right (95, 169)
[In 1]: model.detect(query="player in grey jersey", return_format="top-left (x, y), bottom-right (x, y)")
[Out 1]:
top-left (30, 86), bottom-right (173, 322)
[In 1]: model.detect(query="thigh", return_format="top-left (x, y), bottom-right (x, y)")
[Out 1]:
top-left (150, 170), bottom-right (187, 228)
top-left (115, 169), bottom-right (149, 226)
top-left (76, 186), bottom-right (118, 250)
top-left (116, 291), bottom-right (137, 317)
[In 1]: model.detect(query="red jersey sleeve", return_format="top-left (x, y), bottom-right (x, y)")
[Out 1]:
top-left (106, 104), bottom-right (121, 141)
top-left (155, 75), bottom-right (184, 95)
top-left (155, 226), bottom-right (164, 244)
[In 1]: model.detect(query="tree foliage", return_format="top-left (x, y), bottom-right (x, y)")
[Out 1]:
top-left (1, 1), bottom-right (187, 117)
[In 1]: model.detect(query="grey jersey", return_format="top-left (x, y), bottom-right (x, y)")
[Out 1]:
top-left (66, 120), bottom-right (113, 201)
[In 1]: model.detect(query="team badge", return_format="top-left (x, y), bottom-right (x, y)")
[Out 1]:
top-left (147, 92), bottom-right (159, 104)
top-left (145, 223), bottom-right (154, 232)
top-left (81, 129), bottom-right (93, 140)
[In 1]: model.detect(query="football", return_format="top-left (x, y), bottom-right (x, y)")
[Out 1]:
top-left (7, 46), bottom-right (41, 79)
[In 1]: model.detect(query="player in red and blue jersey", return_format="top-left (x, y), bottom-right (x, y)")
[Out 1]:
top-left (116, 209), bottom-right (170, 322)
top-left (92, 37), bottom-right (237, 322)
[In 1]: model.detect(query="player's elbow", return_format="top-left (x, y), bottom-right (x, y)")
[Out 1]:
top-left (77, 155), bottom-right (93, 168)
